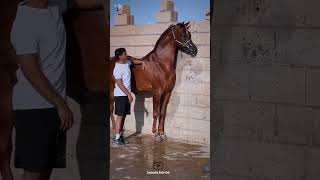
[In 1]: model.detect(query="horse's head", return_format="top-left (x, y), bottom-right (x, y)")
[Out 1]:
top-left (171, 21), bottom-right (198, 57)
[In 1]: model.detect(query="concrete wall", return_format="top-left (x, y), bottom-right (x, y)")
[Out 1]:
top-left (110, 21), bottom-right (210, 145)
top-left (213, 0), bottom-right (320, 179)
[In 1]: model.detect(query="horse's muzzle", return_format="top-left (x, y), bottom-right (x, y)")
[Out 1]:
top-left (183, 41), bottom-right (198, 57)
top-left (190, 47), bottom-right (198, 57)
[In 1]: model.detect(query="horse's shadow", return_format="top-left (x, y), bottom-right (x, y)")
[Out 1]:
top-left (133, 92), bottom-right (153, 134)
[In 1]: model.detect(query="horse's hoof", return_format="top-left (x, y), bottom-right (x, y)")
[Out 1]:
top-left (154, 133), bottom-right (162, 141)
top-left (160, 134), bottom-right (167, 141)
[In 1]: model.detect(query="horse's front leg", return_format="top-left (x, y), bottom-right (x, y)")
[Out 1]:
top-left (158, 92), bottom-right (172, 141)
top-left (152, 92), bottom-right (161, 141)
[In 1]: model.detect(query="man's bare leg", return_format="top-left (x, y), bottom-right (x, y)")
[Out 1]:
top-left (115, 115), bottom-right (123, 139)
top-left (115, 115), bottom-right (123, 135)
top-left (120, 115), bottom-right (126, 135)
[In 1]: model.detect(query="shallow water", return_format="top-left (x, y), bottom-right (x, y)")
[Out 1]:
top-left (110, 131), bottom-right (210, 180)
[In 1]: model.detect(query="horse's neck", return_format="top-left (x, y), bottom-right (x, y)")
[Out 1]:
top-left (154, 32), bottom-right (178, 71)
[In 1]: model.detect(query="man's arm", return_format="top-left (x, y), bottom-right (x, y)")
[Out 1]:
top-left (115, 79), bottom-right (133, 103)
top-left (115, 79), bottom-right (131, 96)
top-left (16, 54), bottom-right (73, 130)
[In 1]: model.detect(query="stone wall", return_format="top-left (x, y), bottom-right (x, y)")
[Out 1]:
top-left (213, 0), bottom-right (320, 179)
top-left (110, 21), bottom-right (210, 145)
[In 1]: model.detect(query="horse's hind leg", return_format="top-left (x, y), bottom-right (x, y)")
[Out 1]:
top-left (0, 135), bottom-right (13, 180)
top-left (110, 93), bottom-right (116, 131)
top-left (0, 92), bottom-right (14, 180)
top-left (158, 92), bottom-right (172, 141)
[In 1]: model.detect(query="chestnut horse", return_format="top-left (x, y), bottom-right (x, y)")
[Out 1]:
top-left (110, 21), bottom-right (198, 141)
top-left (0, 0), bottom-right (18, 179)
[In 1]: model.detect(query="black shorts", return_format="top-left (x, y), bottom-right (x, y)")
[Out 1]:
top-left (14, 107), bottom-right (66, 172)
top-left (115, 96), bottom-right (131, 116)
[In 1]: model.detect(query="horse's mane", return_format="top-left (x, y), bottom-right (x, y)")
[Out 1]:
top-left (154, 22), bottom-right (185, 48)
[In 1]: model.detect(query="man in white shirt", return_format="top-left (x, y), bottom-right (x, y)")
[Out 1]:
top-left (10, 0), bottom-right (72, 179)
top-left (9, 0), bottom-right (106, 179)
top-left (113, 48), bottom-right (144, 145)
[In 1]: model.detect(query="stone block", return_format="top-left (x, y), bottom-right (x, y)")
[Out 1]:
top-left (176, 57), bottom-right (210, 71)
top-left (221, 27), bottom-right (285, 65)
top-left (248, 0), bottom-right (320, 27)
top-left (275, 105), bottom-right (314, 145)
top-left (277, 29), bottom-right (320, 66)
top-left (176, 69), bottom-right (210, 83)
top-left (160, 0), bottom-right (174, 12)
top-left (214, 101), bottom-right (275, 140)
top-left (250, 143), bottom-right (305, 180)
top-left (173, 11), bottom-right (178, 22)
top-left (214, 0), bottom-right (320, 27)
top-left (156, 11), bottom-right (175, 23)
top-left (306, 148), bottom-right (320, 180)
top-left (213, 64), bottom-right (251, 100)
top-left (166, 105), bottom-right (209, 121)
top-left (307, 68), bottom-right (320, 106)
top-left (196, 45), bottom-right (210, 58)
top-left (173, 82), bottom-right (210, 95)
top-left (110, 35), bottom-right (159, 46)
top-left (115, 14), bottom-right (130, 26)
top-left (129, 15), bottom-right (134, 25)
top-left (214, 0), bottom-right (250, 25)
top-left (117, 4), bottom-right (130, 15)
top-left (310, 107), bottom-right (320, 145)
top-left (251, 66), bottom-right (305, 104)
top-left (213, 139), bottom-right (254, 176)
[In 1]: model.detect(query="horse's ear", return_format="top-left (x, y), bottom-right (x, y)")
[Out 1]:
top-left (185, 21), bottom-right (191, 29)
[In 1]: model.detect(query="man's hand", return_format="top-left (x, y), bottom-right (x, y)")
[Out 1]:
top-left (16, 53), bottom-right (74, 131)
top-left (131, 58), bottom-right (146, 71)
top-left (142, 61), bottom-right (146, 71)
top-left (57, 101), bottom-right (74, 131)
top-left (115, 79), bottom-right (133, 102)
top-left (128, 94), bottom-right (133, 103)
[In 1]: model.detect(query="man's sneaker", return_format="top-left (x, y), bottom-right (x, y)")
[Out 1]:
top-left (114, 138), bottom-right (125, 145)
top-left (119, 134), bottom-right (128, 144)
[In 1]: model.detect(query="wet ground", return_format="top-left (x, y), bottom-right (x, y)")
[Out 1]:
top-left (110, 130), bottom-right (210, 180)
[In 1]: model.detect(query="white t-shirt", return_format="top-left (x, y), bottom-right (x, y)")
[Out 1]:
top-left (10, 1), bottom-right (66, 110)
top-left (113, 59), bottom-right (132, 96)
